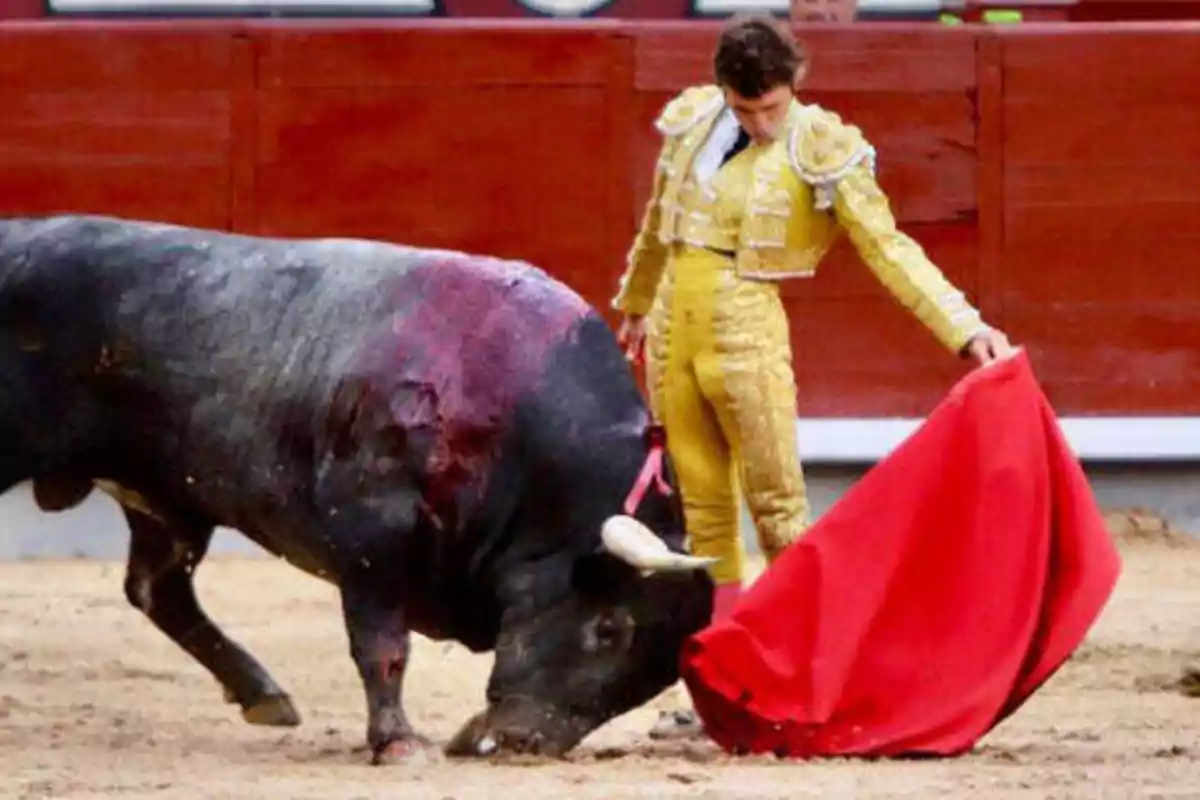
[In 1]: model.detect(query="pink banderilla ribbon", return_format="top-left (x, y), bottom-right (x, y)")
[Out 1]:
top-left (623, 424), bottom-right (673, 515)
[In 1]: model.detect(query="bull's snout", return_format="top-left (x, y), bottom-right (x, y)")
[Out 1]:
top-left (444, 708), bottom-right (575, 759)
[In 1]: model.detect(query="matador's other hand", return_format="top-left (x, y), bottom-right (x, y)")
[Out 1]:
top-left (965, 328), bottom-right (1017, 366)
top-left (617, 314), bottom-right (647, 365)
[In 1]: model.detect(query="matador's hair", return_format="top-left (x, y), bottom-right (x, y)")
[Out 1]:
top-left (712, 14), bottom-right (806, 99)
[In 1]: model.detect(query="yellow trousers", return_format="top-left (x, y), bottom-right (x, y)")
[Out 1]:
top-left (644, 246), bottom-right (811, 585)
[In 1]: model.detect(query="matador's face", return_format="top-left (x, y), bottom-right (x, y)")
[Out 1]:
top-left (723, 83), bottom-right (793, 145)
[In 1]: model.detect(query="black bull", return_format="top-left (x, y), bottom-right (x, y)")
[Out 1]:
top-left (0, 214), bottom-right (715, 761)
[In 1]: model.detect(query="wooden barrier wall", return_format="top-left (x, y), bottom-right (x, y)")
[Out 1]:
top-left (0, 20), bottom-right (1197, 417)
top-left (997, 25), bottom-right (1200, 414)
top-left (7, 0), bottom-right (1200, 20)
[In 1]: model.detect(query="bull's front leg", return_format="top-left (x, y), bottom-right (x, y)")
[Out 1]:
top-left (339, 579), bottom-right (431, 764)
top-left (121, 508), bottom-right (301, 726)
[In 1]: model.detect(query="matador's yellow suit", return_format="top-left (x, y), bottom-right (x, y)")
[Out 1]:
top-left (611, 85), bottom-right (990, 590)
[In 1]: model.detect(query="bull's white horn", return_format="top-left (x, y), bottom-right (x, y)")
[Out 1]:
top-left (601, 515), bottom-right (717, 573)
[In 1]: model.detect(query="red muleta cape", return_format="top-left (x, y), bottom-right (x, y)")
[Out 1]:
top-left (679, 351), bottom-right (1122, 758)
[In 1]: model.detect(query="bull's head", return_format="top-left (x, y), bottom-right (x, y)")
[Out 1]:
top-left (445, 513), bottom-right (715, 759)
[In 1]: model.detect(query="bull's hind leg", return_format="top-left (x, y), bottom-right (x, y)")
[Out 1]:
top-left (339, 578), bottom-right (431, 764)
top-left (121, 508), bottom-right (301, 727)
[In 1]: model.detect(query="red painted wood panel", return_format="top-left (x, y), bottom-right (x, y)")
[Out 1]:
top-left (633, 24), bottom-right (978, 93)
top-left (601, 35), bottom-right (638, 307)
top-left (975, 30), bottom-right (1006, 332)
top-left (228, 35), bottom-right (260, 234)
top-left (1006, 164), bottom-right (1200, 205)
top-left (255, 20), bottom-right (621, 88)
top-left (0, 0), bottom-right (46, 18)
top-left (1068, 2), bottom-right (1200, 19)
top-left (785, 221), bottom-right (981, 415)
top-left (1006, 190), bottom-right (1198, 245)
top-left (626, 89), bottom-right (670, 234)
top-left (0, 25), bottom-right (237, 227)
top-left (254, 86), bottom-right (612, 262)
top-left (1003, 306), bottom-right (1200, 414)
top-left (1002, 239), bottom-right (1200, 304)
top-left (0, 24), bottom-right (240, 90)
top-left (998, 25), bottom-right (1200, 413)
top-left (252, 23), bottom-right (626, 309)
top-left (1003, 26), bottom-right (1200, 102)
top-left (1005, 103), bottom-right (1200, 164)
top-left (789, 297), bottom-right (979, 416)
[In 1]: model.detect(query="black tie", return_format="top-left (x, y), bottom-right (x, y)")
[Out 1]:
top-left (721, 127), bottom-right (751, 166)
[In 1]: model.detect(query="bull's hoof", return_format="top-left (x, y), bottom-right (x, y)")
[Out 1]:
top-left (371, 734), bottom-right (437, 766)
top-left (648, 709), bottom-right (705, 741)
top-left (241, 694), bottom-right (302, 727)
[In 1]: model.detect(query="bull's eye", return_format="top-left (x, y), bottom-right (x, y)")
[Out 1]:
top-left (595, 617), bottom-right (619, 646)
top-left (583, 612), bottom-right (631, 652)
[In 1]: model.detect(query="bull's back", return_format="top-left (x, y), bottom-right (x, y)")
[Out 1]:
top-left (15, 215), bottom-right (594, 536)
top-left (26, 214), bottom-right (588, 407)
top-left (69, 217), bottom-right (590, 388)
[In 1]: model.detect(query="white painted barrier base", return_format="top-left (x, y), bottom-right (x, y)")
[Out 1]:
top-left (0, 416), bottom-right (1196, 561)
top-left (797, 416), bottom-right (1200, 464)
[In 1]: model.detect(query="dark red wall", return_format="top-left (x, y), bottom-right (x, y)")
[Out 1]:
top-left (0, 0), bottom-right (44, 18)
top-left (0, 20), bottom-right (1197, 417)
top-left (995, 27), bottom-right (1200, 413)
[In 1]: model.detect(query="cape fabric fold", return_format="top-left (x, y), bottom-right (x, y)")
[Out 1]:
top-left (679, 351), bottom-right (1122, 758)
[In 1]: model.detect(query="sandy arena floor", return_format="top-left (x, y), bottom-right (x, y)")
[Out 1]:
top-left (1, 524), bottom-right (1198, 799)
